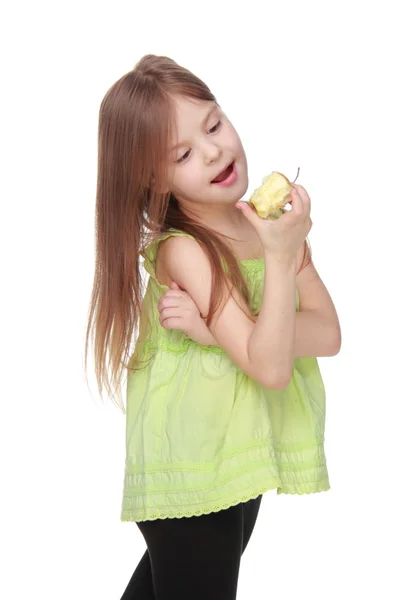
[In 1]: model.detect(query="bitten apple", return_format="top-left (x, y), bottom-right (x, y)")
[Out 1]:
top-left (249, 171), bottom-right (294, 219)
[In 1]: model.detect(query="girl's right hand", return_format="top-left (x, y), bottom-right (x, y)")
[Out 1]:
top-left (236, 184), bottom-right (312, 263)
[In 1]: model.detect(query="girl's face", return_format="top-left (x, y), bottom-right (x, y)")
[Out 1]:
top-left (165, 96), bottom-right (249, 214)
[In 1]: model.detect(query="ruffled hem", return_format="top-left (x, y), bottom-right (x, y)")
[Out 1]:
top-left (120, 478), bottom-right (331, 522)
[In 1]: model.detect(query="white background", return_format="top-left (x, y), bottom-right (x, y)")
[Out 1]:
top-left (2, 0), bottom-right (399, 598)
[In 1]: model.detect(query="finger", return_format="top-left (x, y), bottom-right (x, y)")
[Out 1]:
top-left (160, 304), bottom-right (189, 318)
top-left (157, 298), bottom-right (181, 312)
top-left (292, 184), bottom-right (311, 213)
top-left (292, 183), bottom-right (309, 201)
top-left (289, 186), bottom-right (305, 214)
top-left (160, 315), bottom-right (184, 329)
top-left (159, 289), bottom-right (185, 301)
top-left (162, 291), bottom-right (185, 299)
top-left (159, 306), bottom-right (176, 318)
top-left (236, 201), bottom-right (268, 227)
top-left (169, 281), bottom-right (182, 290)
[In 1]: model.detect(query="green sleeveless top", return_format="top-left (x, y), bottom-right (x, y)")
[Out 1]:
top-left (120, 229), bottom-right (330, 522)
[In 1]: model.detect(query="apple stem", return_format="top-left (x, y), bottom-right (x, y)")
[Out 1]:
top-left (292, 167), bottom-right (300, 184)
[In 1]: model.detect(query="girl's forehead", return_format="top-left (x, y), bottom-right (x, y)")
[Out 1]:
top-left (167, 95), bottom-right (222, 154)
top-left (172, 95), bottom-right (217, 120)
top-left (170, 96), bottom-right (219, 143)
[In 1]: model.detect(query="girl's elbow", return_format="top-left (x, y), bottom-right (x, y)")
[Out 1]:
top-left (330, 328), bottom-right (342, 355)
top-left (270, 380), bottom-right (290, 391)
top-left (262, 369), bottom-right (291, 391)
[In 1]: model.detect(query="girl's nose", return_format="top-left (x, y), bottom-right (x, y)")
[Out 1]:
top-left (203, 141), bottom-right (222, 165)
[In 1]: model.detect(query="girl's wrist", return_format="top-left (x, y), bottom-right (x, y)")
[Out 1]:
top-left (264, 252), bottom-right (297, 273)
top-left (189, 318), bottom-right (218, 346)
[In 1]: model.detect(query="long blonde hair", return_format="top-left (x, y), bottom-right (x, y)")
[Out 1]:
top-left (84, 54), bottom-right (312, 413)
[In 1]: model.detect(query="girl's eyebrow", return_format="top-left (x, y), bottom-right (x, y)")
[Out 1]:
top-left (170, 106), bottom-right (218, 152)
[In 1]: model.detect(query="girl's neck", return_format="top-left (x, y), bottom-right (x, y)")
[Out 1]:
top-left (179, 201), bottom-right (247, 233)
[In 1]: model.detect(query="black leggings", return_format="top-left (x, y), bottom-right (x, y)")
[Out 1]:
top-left (120, 494), bottom-right (263, 600)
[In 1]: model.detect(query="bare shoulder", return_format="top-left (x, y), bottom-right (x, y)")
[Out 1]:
top-left (156, 235), bottom-right (203, 287)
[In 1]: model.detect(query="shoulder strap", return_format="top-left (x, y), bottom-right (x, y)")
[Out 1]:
top-left (140, 228), bottom-right (195, 279)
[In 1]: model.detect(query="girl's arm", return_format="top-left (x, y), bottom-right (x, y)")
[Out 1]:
top-left (202, 259), bottom-right (341, 358)
top-left (158, 236), bottom-right (298, 389)
top-left (247, 255), bottom-right (297, 383)
top-left (293, 258), bottom-right (341, 356)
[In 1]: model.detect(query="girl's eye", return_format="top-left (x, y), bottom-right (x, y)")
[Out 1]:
top-left (208, 120), bottom-right (221, 134)
top-left (175, 120), bottom-right (221, 163)
top-left (176, 149), bottom-right (191, 164)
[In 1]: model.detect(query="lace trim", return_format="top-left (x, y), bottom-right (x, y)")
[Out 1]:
top-left (121, 480), bottom-right (331, 522)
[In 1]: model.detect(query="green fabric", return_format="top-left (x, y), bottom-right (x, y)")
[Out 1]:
top-left (120, 228), bottom-right (330, 522)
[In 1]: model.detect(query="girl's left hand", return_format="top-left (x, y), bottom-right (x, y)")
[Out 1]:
top-left (157, 282), bottom-right (217, 346)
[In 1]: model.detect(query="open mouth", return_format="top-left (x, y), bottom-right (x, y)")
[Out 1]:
top-left (211, 162), bottom-right (234, 184)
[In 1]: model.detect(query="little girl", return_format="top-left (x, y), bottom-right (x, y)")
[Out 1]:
top-left (85, 54), bottom-right (341, 600)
